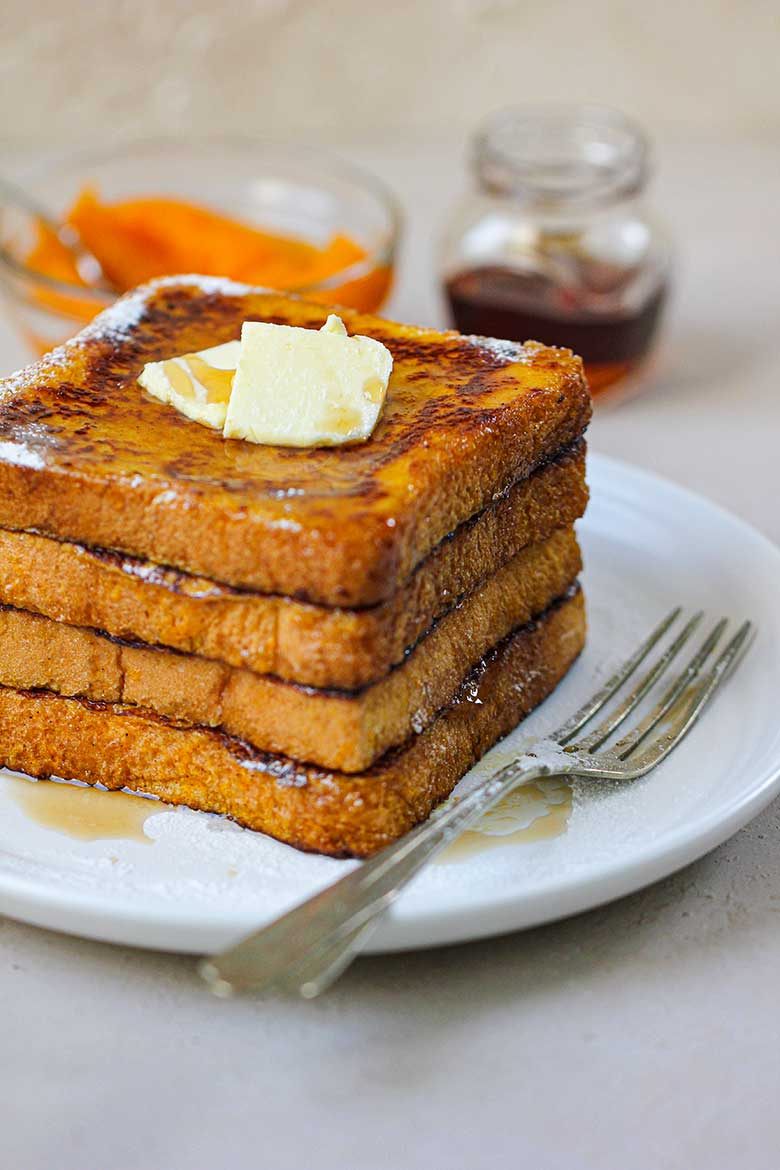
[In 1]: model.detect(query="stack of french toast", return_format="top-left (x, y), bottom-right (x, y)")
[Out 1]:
top-left (0, 278), bottom-right (590, 856)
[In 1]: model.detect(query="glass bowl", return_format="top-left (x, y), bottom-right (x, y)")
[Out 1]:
top-left (0, 139), bottom-right (401, 356)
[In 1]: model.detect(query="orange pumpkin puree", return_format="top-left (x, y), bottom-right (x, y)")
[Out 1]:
top-left (25, 186), bottom-right (392, 323)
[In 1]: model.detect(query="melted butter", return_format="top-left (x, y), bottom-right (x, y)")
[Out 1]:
top-left (363, 377), bottom-right (385, 404)
top-left (162, 355), bottom-right (235, 405)
top-left (319, 402), bottom-right (364, 437)
top-left (438, 776), bottom-right (572, 863)
top-left (7, 776), bottom-right (165, 844)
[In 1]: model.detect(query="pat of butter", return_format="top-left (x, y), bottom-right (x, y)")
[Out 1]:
top-left (223, 315), bottom-right (392, 447)
top-left (138, 340), bottom-right (241, 430)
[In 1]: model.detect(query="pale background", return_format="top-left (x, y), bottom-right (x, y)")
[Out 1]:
top-left (2, 6), bottom-right (780, 1170)
top-left (1, 0), bottom-right (778, 146)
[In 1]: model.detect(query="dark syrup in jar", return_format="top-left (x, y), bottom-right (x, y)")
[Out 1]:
top-left (446, 265), bottom-right (667, 395)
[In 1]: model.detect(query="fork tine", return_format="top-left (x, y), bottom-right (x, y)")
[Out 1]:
top-left (554, 606), bottom-right (682, 744)
top-left (614, 617), bottom-right (729, 758)
top-left (572, 611), bottom-right (704, 752)
top-left (619, 621), bottom-right (753, 772)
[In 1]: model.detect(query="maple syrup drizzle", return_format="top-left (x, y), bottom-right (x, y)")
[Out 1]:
top-left (162, 355), bottom-right (235, 405)
top-left (184, 354), bottom-right (235, 404)
top-left (7, 776), bottom-right (165, 844)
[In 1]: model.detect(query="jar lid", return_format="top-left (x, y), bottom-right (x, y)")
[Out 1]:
top-left (474, 105), bottom-right (650, 208)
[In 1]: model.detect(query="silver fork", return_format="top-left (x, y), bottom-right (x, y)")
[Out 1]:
top-left (198, 609), bottom-right (753, 999)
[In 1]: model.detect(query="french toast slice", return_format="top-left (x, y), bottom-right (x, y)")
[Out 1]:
top-left (0, 589), bottom-right (585, 857)
top-left (0, 442), bottom-right (587, 688)
top-left (0, 528), bottom-right (580, 772)
top-left (0, 276), bottom-right (591, 606)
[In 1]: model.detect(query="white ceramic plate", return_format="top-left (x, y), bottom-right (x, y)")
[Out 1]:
top-left (2, 452), bottom-right (780, 954)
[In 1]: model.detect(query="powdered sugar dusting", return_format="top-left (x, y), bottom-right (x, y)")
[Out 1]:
top-left (0, 284), bottom-right (154, 399)
top-left (465, 334), bottom-right (529, 363)
top-left (0, 276), bottom-right (281, 473)
top-left (0, 440), bottom-right (45, 469)
top-left (151, 274), bottom-right (264, 298)
top-left (525, 736), bottom-right (575, 772)
top-left (75, 275), bottom-right (272, 346)
top-left (0, 276), bottom-right (275, 399)
top-left (120, 559), bottom-right (226, 600)
top-left (83, 286), bottom-right (151, 338)
top-left (464, 334), bottom-right (575, 365)
top-left (121, 559), bottom-right (175, 586)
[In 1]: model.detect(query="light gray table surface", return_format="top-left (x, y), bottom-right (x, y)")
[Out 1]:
top-left (1, 136), bottom-right (778, 1170)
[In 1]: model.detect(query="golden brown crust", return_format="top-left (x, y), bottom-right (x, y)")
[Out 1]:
top-left (0, 277), bottom-right (591, 604)
top-left (0, 589), bottom-right (585, 856)
top-left (0, 528), bottom-right (581, 772)
top-left (0, 442), bottom-right (587, 687)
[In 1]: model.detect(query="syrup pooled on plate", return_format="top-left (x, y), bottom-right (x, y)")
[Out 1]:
top-left (438, 775), bottom-right (572, 863)
top-left (7, 776), bottom-right (163, 844)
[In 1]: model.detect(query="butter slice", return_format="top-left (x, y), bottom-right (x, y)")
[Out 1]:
top-left (223, 315), bottom-right (392, 447)
top-left (138, 340), bottom-right (241, 430)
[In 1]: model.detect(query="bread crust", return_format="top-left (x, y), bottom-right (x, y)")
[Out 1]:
top-left (0, 278), bottom-right (591, 604)
top-left (0, 589), bottom-right (585, 856)
top-left (0, 442), bottom-right (586, 688)
top-left (0, 528), bottom-right (581, 771)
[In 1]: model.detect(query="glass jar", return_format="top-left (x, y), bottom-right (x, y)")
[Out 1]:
top-left (441, 105), bottom-right (671, 398)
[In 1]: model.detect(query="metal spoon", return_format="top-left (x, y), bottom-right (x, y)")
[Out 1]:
top-left (0, 175), bottom-right (109, 289)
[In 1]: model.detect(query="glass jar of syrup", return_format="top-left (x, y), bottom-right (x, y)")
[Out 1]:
top-left (442, 105), bottom-right (671, 398)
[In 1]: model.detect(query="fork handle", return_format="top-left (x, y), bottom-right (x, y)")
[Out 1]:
top-left (200, 754), bottom-right (555, 997)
